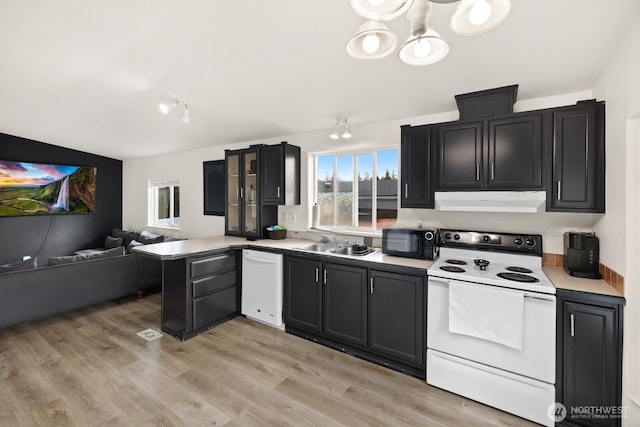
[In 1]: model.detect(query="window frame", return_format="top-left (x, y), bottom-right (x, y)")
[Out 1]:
top-left (313, 146), bottom-right (399, 234)
top-left (148, 177), bottom-right (181, 230)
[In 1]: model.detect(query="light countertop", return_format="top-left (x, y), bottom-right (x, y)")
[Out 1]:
top-left (133, 236), bottom-right (619, 297)
top-left (543, 266), bottom-right (624, 298)
top-left (133, 236), bottom-right (434, 271)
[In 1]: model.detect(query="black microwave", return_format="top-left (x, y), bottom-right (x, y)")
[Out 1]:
top-left (382, 228), bottom-right (438, 260)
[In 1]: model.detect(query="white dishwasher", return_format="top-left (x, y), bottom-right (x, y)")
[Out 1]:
top-left (241, 249), bottom-right (283, 328)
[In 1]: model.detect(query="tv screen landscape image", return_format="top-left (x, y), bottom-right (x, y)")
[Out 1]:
top-left (0, 160), bottom-right (97, 216)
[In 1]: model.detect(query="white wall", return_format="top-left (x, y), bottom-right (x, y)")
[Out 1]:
top-left (592, 10), bottom-right (640, 425)
top-left (123, 90), bottom-right (599, 254)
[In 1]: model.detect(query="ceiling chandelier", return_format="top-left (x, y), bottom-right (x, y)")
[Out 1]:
top-left (347, 0), bottom-right (511, 66)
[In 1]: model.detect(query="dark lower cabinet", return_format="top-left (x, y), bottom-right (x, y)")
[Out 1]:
top-left (284, 254), bottom-right (426, 378)
top-left (369, 270), bottom-right (424, 367)
top-left (161, 251), bottom-right (239, 340)
top-left (323, 263), bottom-right (368, 347)
top-left (284, 256), bottom-right (322, 334)
top-left (556, 289), bottom-right (624, 427)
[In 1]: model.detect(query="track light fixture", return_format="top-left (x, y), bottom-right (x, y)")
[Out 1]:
top-left (347, 0), bottom-right (511, 66)
top-left (329, 117), bottom-right (352, 140)
top-left (158, 99), bottom-right (190, 124)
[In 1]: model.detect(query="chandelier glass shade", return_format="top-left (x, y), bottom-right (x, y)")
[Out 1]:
top-left (346, 20), bottom-right (398, 59)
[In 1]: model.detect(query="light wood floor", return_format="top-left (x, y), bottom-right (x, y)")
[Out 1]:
top-left (0, 291), bottom-right (537, 426)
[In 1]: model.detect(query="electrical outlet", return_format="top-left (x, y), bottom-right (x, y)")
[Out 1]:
top-left (287, 212), bottom-right (296, 224)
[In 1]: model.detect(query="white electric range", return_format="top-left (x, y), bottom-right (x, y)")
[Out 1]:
top-left (426, 229), bottom-right (556, 427)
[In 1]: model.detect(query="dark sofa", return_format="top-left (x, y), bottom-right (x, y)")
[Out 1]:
top-left (0, 229), bottom-right (166, 329)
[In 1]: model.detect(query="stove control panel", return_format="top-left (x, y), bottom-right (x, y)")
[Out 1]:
top-left (439, 229), bottom-right (543, 255)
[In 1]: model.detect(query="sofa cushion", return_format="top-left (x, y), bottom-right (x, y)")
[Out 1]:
top-left (75, 249), bottom-right (106, 256)
top-left (126, 239), bottom-right (144, 254)
top-left (49, 247), bottom-right (125, 266)
top-left (105, 235), bottom-right (123, 249)
top-left (138, 230), bottom-right (164, 244)
top-left (0, 257), bottom-right (37, 273)
top-left (112, 228), bottom-right (139, 247)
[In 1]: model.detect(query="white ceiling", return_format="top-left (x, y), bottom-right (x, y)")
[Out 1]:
top-left (1, 1), bottom-right (639, 160)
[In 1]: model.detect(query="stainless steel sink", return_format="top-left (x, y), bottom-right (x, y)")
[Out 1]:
top-left (294, 243), bottom-right (377, 257)
top-left (294, 243), bottom-right (334, 252)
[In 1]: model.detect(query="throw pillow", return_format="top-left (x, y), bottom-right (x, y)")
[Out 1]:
top-left (86, 246), bottom-right (125, 260)
top-left (112, 228), bottom-right (140, 247)
top-left (126, 239), bottom-right (144, 254)
top-left (105, 235), bottom-right (123, 249)
top-left (0, 257), bottom-right (38, 273)
top-left (138, 230), bottom-right (164, 244)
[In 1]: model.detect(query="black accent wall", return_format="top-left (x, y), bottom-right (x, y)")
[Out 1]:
top-left (0, 133), bottom-right (122, 264)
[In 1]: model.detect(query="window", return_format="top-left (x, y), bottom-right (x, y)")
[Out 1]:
top-left (315, 148), bottom-right (398, 231)
top-left (148, 178), bottom-right (180, 229)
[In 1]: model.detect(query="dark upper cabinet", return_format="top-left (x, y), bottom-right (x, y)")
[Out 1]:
top-left (225, 148), bottom-right (277, 239)
top-left (323, 263), bottom-right (368, 347)
top-left (487, 114), bottom-right (543, 189)
top-left (368, 269), bottom-right (424, 367)
top-left (284, 256), bottom-right (323, 334)
top-left (261, 142), bottom-right (301, 205)
top-left (556, 289), bottom-right (624, 427)
top-left (436, 113), bottom-right (543, 191)
top-left (400, 124), bottom-right (434, 208)
top-left (436, 121), bottom-right (483, 190)
top-left (548, 102), bottom-right (605, 213)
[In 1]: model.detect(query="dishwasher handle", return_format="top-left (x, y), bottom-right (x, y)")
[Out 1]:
top-left (243, 254), bottom-right (280, 264)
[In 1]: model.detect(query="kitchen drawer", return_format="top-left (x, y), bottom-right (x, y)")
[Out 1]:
top-left (192, 270), bottom-right (237, 298)
top-left (190, 253), bottom-right (235, 278)
top-left (192, 286), bottom-right (238, 330)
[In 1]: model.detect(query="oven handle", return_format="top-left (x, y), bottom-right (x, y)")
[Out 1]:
top-left (523, 294), bottom-right (556, 303)
top-left (428, 277), bottom-right (555, 302)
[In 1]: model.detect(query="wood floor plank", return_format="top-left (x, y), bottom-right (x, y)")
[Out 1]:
top-left (0, 291), bottom-right (540, 427)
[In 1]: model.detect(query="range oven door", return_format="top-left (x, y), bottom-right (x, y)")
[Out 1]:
top-left (426, 277), bottom-right (556, 427)
top-left (427, 277), bottom-right (556, 382)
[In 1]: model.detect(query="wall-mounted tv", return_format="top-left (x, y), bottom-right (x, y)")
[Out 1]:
top-left (0, 160), bottom-right (97, 216)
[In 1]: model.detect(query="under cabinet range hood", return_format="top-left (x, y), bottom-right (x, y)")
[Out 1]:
top-left (434, 191), bottom-right (546, 213)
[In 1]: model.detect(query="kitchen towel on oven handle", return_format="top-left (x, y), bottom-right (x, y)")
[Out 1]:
top-left (448, 281), bottom-right (525, 350)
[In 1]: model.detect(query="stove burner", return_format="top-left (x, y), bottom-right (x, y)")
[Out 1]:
top-left (497, 272), bottom-right (540, 283)
top-left (506, 266), bottom-right (533, 274)
top-left (440, 265), bottom-right (465, 273)
top-left (445, 259), bottom-right (467, 265)
top-left (474, 259), bottom-right (490, 271)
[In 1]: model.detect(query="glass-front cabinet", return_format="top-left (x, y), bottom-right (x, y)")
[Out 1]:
top-left (226, 152), bottom-right (241, 235)
top-left (243, 150), bottom-right (258, 237)
top-left (225, 148), bottom-right (276, 239)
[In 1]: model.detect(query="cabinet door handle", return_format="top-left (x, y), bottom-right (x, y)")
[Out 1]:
top-left (491, 162), bottom-right (495, 181)
top-left (570, 313), bottom-right (575, 337)
top-left (557, 180), bottom-right (561, 200)
top-left (240, 187), bottom-right (244, 199)
top-left (315, 267), bottom-right (319, 283)
top-left (277, 186), bottom-right (281, 198)
top-left (323, 269), bottom-right (327, 285)
top-left (476, 163), bottom-right (480, 181)
top-left (370, 277), bottom-right (374, 294)
top-left (404, 183), bottom-right (408, 199)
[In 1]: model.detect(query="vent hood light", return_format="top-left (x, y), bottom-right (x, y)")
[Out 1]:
top-left (434, 191), bottom-right (546, 213)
